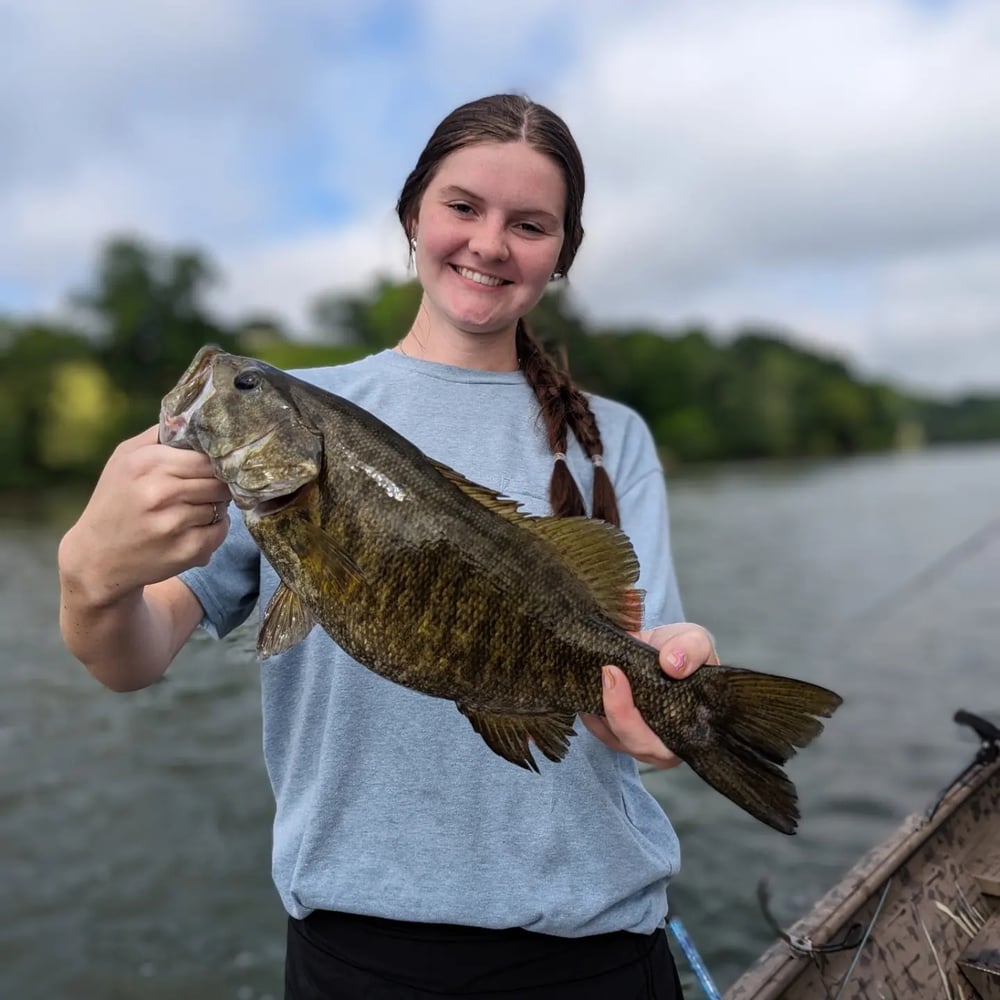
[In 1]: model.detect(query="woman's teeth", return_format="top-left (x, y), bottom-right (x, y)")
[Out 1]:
top-left (455, 266), bottom-right (506, 287)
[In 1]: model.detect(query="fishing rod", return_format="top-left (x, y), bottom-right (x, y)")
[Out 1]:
top-left (924, 709), bottom-right (1000, 823)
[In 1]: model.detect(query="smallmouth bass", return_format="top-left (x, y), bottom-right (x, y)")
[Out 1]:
top-left (160, 346), bottom-right (841, 834)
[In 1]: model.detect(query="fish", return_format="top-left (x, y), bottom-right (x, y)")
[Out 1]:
top-left (159, 345), bottom-right (842, 834)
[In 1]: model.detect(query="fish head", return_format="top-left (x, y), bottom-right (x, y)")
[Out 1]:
top-left (159, 346), bottom-right (322, 513)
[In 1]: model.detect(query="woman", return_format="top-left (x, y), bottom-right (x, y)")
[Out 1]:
top-left (59, 94), bottom-right (718, 999)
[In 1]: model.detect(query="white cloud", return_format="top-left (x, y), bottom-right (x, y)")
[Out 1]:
top-left (869, 242), bottom-right (1000, 392)
top-left (1, 0), bottom-right (999, 392)
top-left (561, 1), bottom-right (999, 273)
top-left (213, 209), bottom-right (409, 331)
top-left (545, 0), bottom-right (1000, 390)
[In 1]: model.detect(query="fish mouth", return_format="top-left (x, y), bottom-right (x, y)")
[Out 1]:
top-left (158, 346), bottom-right (221, 447)
top-left (159, 376), bottom-right (215, 448)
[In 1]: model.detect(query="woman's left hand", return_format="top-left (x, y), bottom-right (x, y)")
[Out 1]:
top-left (580, 622), bottom-right (720, 769)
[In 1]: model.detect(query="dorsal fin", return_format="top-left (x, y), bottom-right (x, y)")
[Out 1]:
top-left (529, 517), bottom-right (644, 631)
top-left (431, 460), bottom-right (528, 521)
top-left (431, 459), bottom-right (644, 631)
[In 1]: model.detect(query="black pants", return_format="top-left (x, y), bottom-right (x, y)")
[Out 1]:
top-left (285, 909), bottom-right (684, 999)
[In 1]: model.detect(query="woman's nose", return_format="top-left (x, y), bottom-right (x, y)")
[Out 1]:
top-left (468, 221), bottom-right (509, 262)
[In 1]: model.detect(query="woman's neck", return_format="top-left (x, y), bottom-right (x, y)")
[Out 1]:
top-left (397, 301), bottom-right (520, 372)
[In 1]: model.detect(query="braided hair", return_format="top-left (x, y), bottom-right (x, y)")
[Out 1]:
top-left (396, 94), bottom-right (620, 526)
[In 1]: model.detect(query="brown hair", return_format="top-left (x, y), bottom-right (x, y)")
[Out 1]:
top-left (396, 94), bottom-right (620, 526)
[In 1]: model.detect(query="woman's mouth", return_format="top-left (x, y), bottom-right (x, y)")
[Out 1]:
top-left (452, 264), bottom-right (511, 287)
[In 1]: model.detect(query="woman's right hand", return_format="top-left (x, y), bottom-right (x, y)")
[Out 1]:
top-left (59, 425), bottom-right (233, 607)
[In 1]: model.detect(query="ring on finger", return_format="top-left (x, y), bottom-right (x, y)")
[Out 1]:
top-left (209, 501), bottom-right (223, 526)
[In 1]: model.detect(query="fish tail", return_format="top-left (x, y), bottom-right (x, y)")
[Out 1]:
top-left (661, 666), bottom-right (841, 835)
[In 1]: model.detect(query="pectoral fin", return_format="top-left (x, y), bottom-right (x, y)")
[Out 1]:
top-left (258, 583), bottom-right (316, 659)
top-left (297, 520), bottom-right (366, 595)
top-left (457, 704), bottom-right (578, 771)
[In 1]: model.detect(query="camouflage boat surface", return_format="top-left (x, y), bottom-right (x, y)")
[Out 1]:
top-left (726, 711), bottom-right (1000, 999)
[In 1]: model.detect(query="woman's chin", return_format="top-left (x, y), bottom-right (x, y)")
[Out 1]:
top-left (448, 315), bottom-right (511, 337)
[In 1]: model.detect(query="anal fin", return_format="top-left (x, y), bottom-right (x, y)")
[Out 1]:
top-left (457, 704), bottom-right (578, 771)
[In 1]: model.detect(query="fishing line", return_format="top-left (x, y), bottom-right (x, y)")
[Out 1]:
top-left (845, 511), bottom-right (1000, 630)
top-left (646, 507), bottom-right (1000, 987)
top-left (830, 877), bottom-right (894, 1000)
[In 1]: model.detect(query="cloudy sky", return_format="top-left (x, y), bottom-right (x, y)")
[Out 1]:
top-left (4, 0), bottom-right (999, 394)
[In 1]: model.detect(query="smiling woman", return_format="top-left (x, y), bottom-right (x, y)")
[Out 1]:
top-left (56, 94), bottom-right (728, 1000)
top-left (401, 142), bottom-right (567, 360)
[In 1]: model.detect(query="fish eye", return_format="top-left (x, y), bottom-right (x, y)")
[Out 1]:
top-left (234, 371), bottom-right (261, 391)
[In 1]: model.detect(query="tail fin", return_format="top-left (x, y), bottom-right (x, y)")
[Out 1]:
top-left (667, 667), bottom-right (842, 835)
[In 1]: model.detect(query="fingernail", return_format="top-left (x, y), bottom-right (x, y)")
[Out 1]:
top-left (602, 666), bottom-right (615, 691)
top-left (669, 650), bottom-right (687, 672)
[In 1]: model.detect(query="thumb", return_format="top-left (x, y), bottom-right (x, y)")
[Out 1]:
top-left (122, 425), bottom-right (162, 450)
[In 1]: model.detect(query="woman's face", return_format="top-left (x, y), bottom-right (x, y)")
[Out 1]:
top-left (412, 141), bottom-right (567, 342)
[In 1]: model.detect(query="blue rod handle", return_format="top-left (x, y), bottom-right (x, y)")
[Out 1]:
top-left (668, 916), bottom-right (723, 1000)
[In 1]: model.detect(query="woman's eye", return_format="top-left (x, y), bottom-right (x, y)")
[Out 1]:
top-left (517, 221), bottom-right (545, 235)
top-left (449, 202), bottom-right (474, 216)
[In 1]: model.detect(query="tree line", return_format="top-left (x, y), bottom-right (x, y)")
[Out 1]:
top-left (2, 236), bottom-right (997, 490)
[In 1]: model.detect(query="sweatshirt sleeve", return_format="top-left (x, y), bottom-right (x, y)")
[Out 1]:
top-left (608, 409), bottom-right (685, 630)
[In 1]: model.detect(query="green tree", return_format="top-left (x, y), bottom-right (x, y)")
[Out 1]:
top-left (0, 325), bottom-right (95, 488)
top-left (313, 278), bottom-right (424, 349)
top-left (2, 259), bottom-right (998, 494)
top-left (74, 236), bottom-right (237, 415)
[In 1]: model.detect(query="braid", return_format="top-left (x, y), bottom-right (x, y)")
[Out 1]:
top-left (516, 320), bottom-right (621, 526)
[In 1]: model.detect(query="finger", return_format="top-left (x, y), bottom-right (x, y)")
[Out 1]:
top-left (579, 713), bottom-right (627, 753)
top-left (128, 425), bottom-right (162, 448)
top-left (600, 666), bottom-right (671, 760)
top-left (138, 425), bottom-right (218, 481)
top-left (160, 448), bottom-right (222, 480)
top-left (108, 425), bottom-right (161, 458)
top-left (188, 500), bottom-right (232, 530)
top-left (181, 482), bottom-right (234, 506)
top-left (120, 430), bottom-right (217, 481)
top-left (638, 623), bottom-right (719, 679)
top-left (582, 709), bottom-right (683, 769)
top-left (182, 513), bottom-right (233, 568)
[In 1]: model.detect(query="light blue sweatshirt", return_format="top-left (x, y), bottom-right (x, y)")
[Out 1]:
top-left (181, 348), bottom-right (684, 937)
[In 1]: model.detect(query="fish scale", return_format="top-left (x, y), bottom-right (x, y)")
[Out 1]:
top-left (160, 346), bottom-right (842, 834)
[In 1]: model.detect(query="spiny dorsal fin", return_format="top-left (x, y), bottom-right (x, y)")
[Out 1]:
top-left (431, 459), bottom-right (643, 631)
top-left (431, 460), bottom-right (527, 520)
top-left (258, 583), bottom-right (316, 659)
top-left (456, 704), bottom-right (578, 770)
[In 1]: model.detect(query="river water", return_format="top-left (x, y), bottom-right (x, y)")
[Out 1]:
top-left (3, 443), bottom-right (998, 998)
